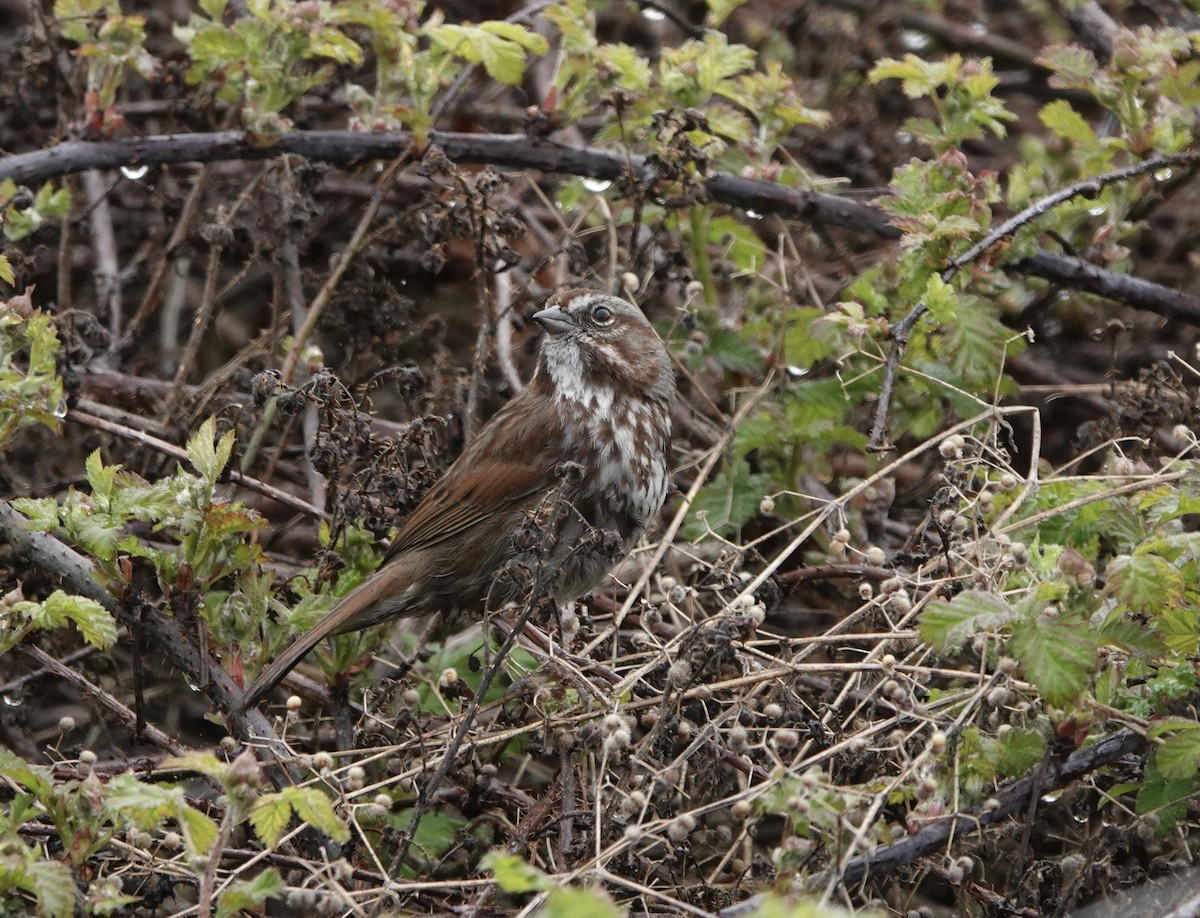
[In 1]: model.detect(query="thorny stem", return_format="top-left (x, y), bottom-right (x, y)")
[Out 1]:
top-left (867, 151), bottom-right (1196, 452)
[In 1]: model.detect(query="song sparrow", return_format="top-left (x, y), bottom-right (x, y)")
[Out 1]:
top-left (238, 288), bottom-right (676, 709)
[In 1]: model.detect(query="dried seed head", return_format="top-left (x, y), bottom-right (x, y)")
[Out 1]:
top-left (773, 729), bottom-right (799, 751)
top-left (667, 660), bottom-right (693, 687)
top-left (667, 814), bottom-right (696, 842)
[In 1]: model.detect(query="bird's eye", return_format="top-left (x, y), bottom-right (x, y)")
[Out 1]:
top-left (591, 304), bottom-right (614, 324)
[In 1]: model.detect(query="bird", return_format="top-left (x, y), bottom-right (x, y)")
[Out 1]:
top-left (237, 288), bottom-right (676, 710)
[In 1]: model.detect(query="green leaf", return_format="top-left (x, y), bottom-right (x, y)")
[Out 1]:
top-left (683, 458), bottom-right (771, 540)
top-left (1136, 755), bottom-right (1193, 830)
top-left (919, 590), bottom-right (1018, 652)
top-left (538, 887), bottom-right (623, 918)
top-left (993, 728), bottom-right (1047, 777)
top-left (27, 859), bottom-right (75, 918)
top-left (706, 0), bottom-right (748, 27)
top-left (1149, 721), bottom-right (1200, 781)
top-left (705, 326), bottom-right (762, 374)
top-left (922, 273), bottom-right (958, 323)
top-left (482, 851), bottom-right (550, 893)
top-left (216, 868), bottom-right (283, 918)
top-left (425, 22), bottom-right (547, 86)
top-left (1009, 610), bottom-right (1100, 706)
top-left (43, 590), bottom-right (116, 650)
top-left (84, 450), bottom-right (117, 504)
top-left (249, 793), bottom-right (292, 849)
top-left (393, 809), bottom-right (464, 864)
top-left (1105, 551), bottom-right (1185, 617)
top-left (179, 806), bottom-right (219, 857)
top-left (0, 747), bottom-right (55, 799)
top-left (282, 787), bottom-right (349, 843)
top-left (186, 417), bottom-right (235, 485)
top-left (103, 774), bottom-right (186, 830)
top-left (72, 515), bottom-right (122, 562)
top-left (1038, 99), bottom-right (1098, 150)
top-left (160, 752), bottom-right (228, 778)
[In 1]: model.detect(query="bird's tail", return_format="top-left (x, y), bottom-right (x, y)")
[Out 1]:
top-left (235, 574), bottom-right (415, 712)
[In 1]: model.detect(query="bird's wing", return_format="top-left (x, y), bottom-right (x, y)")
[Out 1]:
top-left (381, 400), bottom-right (556, 562)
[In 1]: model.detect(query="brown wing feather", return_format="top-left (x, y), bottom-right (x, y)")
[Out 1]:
top-left (382, 395), bottom-right (558, 563)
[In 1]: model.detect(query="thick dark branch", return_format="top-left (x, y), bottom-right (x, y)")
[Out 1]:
top-left (0, 501), bottom-right (293, 766)
top-left (839, 728), bottom-right (1144, 889)
top-left (4, 130), bottom-right (1196, 318)
top-left (1017, 250), bottom-right (1200, 325)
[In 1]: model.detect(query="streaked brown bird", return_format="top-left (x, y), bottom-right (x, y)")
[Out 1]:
top-left (238, 288), bottom-right (676, 710)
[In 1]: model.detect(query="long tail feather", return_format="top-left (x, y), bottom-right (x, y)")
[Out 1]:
top-left (236, 572), bottom-right (416, 712)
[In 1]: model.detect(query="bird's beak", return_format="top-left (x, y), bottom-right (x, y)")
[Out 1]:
top-left (533, 305), bottom-right (575, 335)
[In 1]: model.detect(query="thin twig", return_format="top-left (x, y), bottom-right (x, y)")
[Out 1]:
top-left (68, 407), bottom-right (328, 521)
top-left (82, 170), bottom-right (122, 366)
top-left (19, 645), bottom-right (187, 755)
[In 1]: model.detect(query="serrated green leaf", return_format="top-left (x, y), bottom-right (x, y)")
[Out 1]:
top-left (919, 590), bottom-right (1017, 652)
top-left (705, 326), bottom-right (762, 374)
top-left (706, 0), bottom-right (748, 27)
top-left (1136, 755), bottom-right (1192, 830)
top-left (72, 515), bottom-right (121, 562)
top-left (249, 794), bottom-right (292, 849)
top-left (1039, 99), bottom-right (1098, 149)
top-left (922, 273), bottom-right (957, 323)
top-left (709, 215), bottom-right (765, 273)
top-left (993, 728), bottom-right (1047, 777)
top-left (1150, 722), bottom-right (1200, 781)
top-left (0, 747), bottom-right (55, 799)
top-left (394, 809), bottom-right (464, 863)
top-left (186, 417), bottom-right (220, 482)
top-left (482, 851), bottom-right (550, 893)
top-left (1009, 611), bottom-right (1100, 706)
top-left (282, 786), bottom-right (349, 843)
top-left (27, 859), bottom-right (75, 918)
top-left (1105, 552), bottom-right (1184, 616)
top-left (42, 590), bottom-right (116, 650)
top-left (104, 774), bottom-right (185, 830)
top-left (160, 752), bottom-right (227, 778)
top-left (179, 806), bottom-right (219, 857)
top-left (12, 497), bottom-right (61, 529)
top-left (480, 21), bottom-right (549, 54)
top-left (683, 458), bottom-right (771, 540)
